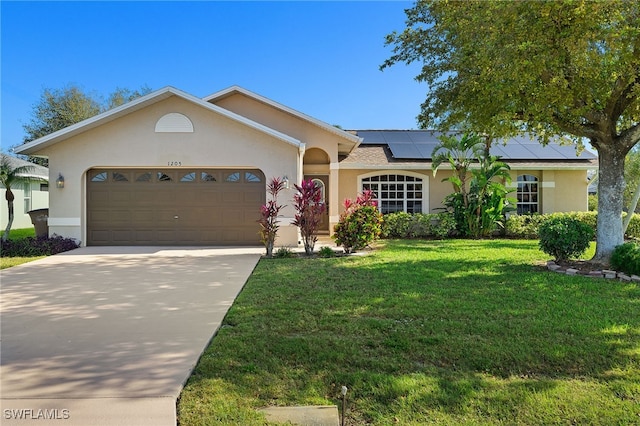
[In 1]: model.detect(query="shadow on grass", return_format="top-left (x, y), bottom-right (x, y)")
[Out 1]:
top-left (180, 240), bottom-right (640, 425)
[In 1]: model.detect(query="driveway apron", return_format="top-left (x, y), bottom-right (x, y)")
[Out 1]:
top-left (0, 246), bottom-right (262, 426)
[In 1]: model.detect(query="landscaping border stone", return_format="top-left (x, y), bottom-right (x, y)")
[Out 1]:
top-left (546, 261), bottom-right (638, 282)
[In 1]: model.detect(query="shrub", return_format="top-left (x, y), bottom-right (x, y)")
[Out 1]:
top-left (505, 214), bottom-right (547, 239)
top-left (0, 235), bottom-right (80, 257)
top-left (382, 212), bottom-right (456, 239)
top-left (538, 216), bottom-right (595, 262)
top-left (274, 247), bottom-right (295, 258)
top-left (334, 190), bottom-right (383, 253)
top-left (610, 242), bottom-right (640, 276)
top-left (318, 246), bottom-right (335, 258)
top-left (624, 212), bottom-right (640, 239)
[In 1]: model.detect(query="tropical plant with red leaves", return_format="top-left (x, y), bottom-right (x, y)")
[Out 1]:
top-left (257, 177), bottom-right (286, 257)
top-left (292, 179), bottom-right (326, 256)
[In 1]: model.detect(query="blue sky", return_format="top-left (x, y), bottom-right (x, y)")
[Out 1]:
top-left (1, 1), bottom-right (425, 153)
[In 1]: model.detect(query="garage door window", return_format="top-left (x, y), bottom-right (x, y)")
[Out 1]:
top-left (91, 171), bottom-right (108, 182)
top-left (181, 172), bottom-right (196, 182)
top-left (201, 172), bottom-right (217, 182)
top-left (225, 172), bottom-right (241, 182)
top-left (157, 172), bottom-right (172, 182)
top-left (113, 172), bottom-right (129, 182)
top-left (245, 172), bottom-right (262, 182)
top-left (136, 172), bottom-right (152, 182)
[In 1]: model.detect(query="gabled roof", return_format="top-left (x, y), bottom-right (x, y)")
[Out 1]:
top-left (204, 85), bottom-right (362, 153)
top-left (16, 86), bottom-right (304, 156)
top-left (355, 130), bottom-right (598, 161)
top-left (0, 154), bottom-right (48, 180)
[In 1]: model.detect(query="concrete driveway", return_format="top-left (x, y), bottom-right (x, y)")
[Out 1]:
top-left (0, 246), bottom-right (263, 426)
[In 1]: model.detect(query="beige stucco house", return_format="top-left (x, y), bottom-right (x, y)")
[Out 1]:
top-left (15, 86), bottom-right (597, 246)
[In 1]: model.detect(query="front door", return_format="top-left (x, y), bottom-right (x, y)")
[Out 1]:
top-left (304, 175), bottom-right (329, 233)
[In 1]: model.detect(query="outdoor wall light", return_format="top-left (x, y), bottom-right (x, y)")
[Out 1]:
top-left (282, 176), bottom-right (290, 189)
top-left (56, 173), bottom-right (65, 188)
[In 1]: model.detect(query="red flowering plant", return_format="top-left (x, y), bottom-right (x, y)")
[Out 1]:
top-left (257, 177), bottom-right (286, 257)
top-left (292, 179), bottom-right (326, 256)
top-left (334, 189), bottom-right (383, 253)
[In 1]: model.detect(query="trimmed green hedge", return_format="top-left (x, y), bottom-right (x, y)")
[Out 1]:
top-left (382, 211), bottom-right (640, 241)
top-left (506, 211), bottom-right (640, 240)
top-left (381, 212), bottom-right (457, 239)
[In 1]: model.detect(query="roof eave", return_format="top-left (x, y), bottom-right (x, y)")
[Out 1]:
top-left (16, 86), bottom-right (303, 155)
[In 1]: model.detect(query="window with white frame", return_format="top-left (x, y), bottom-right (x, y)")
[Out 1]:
top-left (23, 184), bottom-right (32, 214)
top-left (517, 175), bottom-right (539, 214)
top-left (361, 174), bottom-right (423, 214)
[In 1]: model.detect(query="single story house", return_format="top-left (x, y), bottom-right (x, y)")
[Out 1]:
top-left (15, 86), bottom-right (597, 246)
top-left (0, 155), bottom-right (49, 230)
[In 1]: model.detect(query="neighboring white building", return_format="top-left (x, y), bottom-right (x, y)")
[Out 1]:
top-left (0, 155), bottom-right (49, 230)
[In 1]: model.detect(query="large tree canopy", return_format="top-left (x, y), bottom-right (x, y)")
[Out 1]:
top-left (382, 0), bottom-right (640, 263)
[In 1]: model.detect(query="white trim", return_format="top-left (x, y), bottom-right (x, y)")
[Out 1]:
top-left (48, 217), bottom-right (81, 226)
top-left (357, 170), bottom-right (430, 214)
top-left (16, 86), bottom-right (303, 155)
top-left (330, 215), bottom-right (340, 223)
top-left (541, 181), bottom-right (556, 188)
top-left (330, 162), bottom-right (340, 170)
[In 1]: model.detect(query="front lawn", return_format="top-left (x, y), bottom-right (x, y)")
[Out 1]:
top-left (177, 239), bottom-right (639, 425)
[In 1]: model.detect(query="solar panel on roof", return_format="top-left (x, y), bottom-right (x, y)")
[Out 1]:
top-left (408, 131), bottom-right (441, 143)
top-left (520, 143), bottom-right (567, 160)
top-left (382, 131), bottom-right (413, 143)
top-left (354, 130), bottom-right (597, 161)
top-left (356, 131), bottom-right (386, 144)
top-left (489, 145), bottom-right (510, 158)
top-left (387, 142), bottom-right (422, 159)
top-left (416, 143), bottom-right (440, 158)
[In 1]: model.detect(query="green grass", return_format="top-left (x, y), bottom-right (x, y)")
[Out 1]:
top-left (177, 239), bottom-right (639, 425)
top-left (1, 227), bottom-right (36, 240)
top-left (1, 228), bottom-right (44, 269)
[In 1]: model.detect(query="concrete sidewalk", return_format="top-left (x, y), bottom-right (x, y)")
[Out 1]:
top-left (1, 246), bottom-right (263, 425)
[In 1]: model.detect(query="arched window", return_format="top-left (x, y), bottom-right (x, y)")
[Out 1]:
top-left (361, 173), bottom-right (424, 214)
top-left (517, 175), bottom-right (539, 214)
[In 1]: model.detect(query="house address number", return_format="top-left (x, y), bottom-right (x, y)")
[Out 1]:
top-left (167, 161), bottom-right (182, 166)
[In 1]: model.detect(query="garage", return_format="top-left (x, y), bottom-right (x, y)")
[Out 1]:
top-left (87, 168), bottom-right (265, 246)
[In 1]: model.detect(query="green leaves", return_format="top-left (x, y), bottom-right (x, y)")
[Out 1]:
top-left (383, 0), bottom-right (640, 143)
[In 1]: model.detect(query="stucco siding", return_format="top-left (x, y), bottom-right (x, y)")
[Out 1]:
top-left (34, 95), bottom-right (301, 245)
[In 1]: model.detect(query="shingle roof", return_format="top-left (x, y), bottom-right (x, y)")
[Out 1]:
top-left (1, 154), bottom-right (49, 180)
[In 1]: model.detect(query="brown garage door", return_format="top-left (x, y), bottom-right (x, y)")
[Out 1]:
top-left (87, 168), bottom-right (265, 246)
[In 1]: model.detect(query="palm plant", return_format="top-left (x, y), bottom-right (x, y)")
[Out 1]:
top-left (432, 133), bottom-right (485, 206)
top-left (1, 154), bottom-right (45, 241)
top-left (432, 134), bottom-right (514, 238)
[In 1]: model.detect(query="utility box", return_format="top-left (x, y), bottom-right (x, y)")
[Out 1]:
top-left (28, 208), bottom-right (49, 237)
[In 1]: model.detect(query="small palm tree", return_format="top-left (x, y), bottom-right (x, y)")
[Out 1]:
top-left (432, 132), bottom-right (485, 204)
top-left (1, 154), bottom-right (45, 241)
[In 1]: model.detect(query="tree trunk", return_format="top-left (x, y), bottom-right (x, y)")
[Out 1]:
top-left (2, 189), bottom-right (15, 242)
top-left (593, 145), bottom-right (626, 263)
